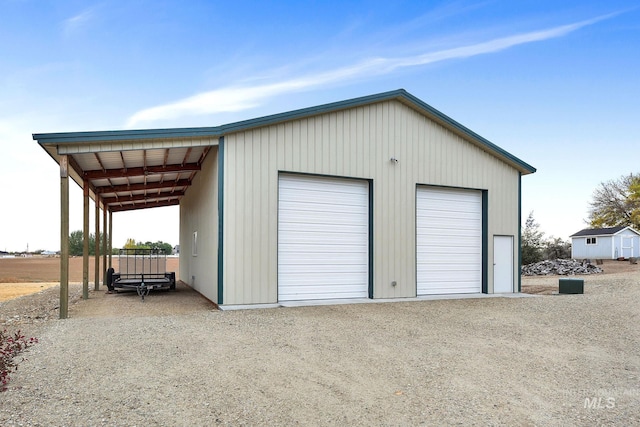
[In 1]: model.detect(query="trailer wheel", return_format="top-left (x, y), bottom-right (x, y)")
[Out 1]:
top-left (106, 267), bottom-right (115, 291)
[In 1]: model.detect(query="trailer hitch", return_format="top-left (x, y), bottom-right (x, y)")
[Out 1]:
top-left (136, 282), bottom-right (151, 302)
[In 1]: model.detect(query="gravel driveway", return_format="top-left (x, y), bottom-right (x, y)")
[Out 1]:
top-left (1, 270), bottom-right (639, 426)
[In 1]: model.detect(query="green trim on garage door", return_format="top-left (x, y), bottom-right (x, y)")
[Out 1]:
top-left (217, 136), bottom-right (224, 305)
top-left (482, 190), bottom-right (488, 294)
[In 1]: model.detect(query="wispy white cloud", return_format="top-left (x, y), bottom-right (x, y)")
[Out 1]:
top-left (127, 13), bottom-right (617, 127)
top-left (62, 8), bottom-right (95, 35)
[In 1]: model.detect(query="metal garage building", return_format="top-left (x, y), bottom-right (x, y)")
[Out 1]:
top-left (35, 89), bottom-right (535, 313)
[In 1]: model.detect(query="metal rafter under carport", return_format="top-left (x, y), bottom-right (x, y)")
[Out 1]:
top-left (33, 130), bottom-right (217, 318)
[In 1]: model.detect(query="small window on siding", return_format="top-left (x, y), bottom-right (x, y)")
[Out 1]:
top-left (192, 231), bottom-right (198, 256)
top-left (586, 237), bottom-right (597, 245)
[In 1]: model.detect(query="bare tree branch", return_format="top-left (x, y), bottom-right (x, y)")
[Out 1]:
top-left (588, 173), bottom-right (640, 228)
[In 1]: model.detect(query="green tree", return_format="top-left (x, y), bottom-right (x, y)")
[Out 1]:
top-left (143, 241), bottom-right (172, 254)
top-left (69, 230), bottom-right (84, 256)
top-left (68, 230), bottom-right (97, 256)
top-left (123, 238), bottom-right (137, 249)
top-left (521, 211), bottom-right (544, 265)
top-left (159, 242), bottom-right (173, 255)
top-left (630, 177), bottom-right (640, 226)
top-left (588, 173), bottom-right (640, 230)
top-left (120, 238), bottom-right (173, 254)
top-left (543, 237), bottom-right (572, 260)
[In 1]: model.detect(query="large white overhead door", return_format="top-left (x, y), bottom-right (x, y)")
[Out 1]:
top-left (416, 186), bottom-right (482, 295)
top-left (278, 174), bottom-right (369, 301)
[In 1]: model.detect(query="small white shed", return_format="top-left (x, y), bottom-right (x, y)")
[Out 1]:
top-left (570, 226), bottom-right (640, 260)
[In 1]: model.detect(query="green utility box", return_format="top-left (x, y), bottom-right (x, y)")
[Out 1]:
top-left (559, 278), bottom-right (584, 294)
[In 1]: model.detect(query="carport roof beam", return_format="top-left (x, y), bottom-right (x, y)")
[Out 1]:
top-left (94, 179), bottom-right (192, 194)
top-left (83, 163), bottom-right (201, 179)
top-left (101, 190), bottom-right (185, 205)
top-left (109, 199), bottom-right (180, 212)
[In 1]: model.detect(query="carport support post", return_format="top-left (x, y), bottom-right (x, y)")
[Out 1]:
top-left (94, 199), bottom-right (100, 291)
top-left (108, 210), bottom-right (112, 268)
top-left (82, 182), bottom-right (89, 300)
top-left (59, 156), bottom-right (69, 319)
top-left (102, 207), bottom-right (107, 286)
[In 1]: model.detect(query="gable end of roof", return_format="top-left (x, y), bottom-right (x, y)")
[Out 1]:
top-left (33, 89), bottom-right (536, 174)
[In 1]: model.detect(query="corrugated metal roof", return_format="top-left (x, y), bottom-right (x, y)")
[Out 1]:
top-left (35, 142), bottom-right (212, 212)
top-left (33, 89), bottom-right (537, 213)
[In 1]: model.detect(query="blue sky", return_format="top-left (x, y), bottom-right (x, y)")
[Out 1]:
top-left (1, 0), bottom-right (639, 252)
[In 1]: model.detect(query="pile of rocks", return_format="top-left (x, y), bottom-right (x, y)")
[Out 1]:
top-left (521, 259), bottom-right (603, 276)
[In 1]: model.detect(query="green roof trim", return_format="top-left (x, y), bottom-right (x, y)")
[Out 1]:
top-left (32, 126), bottom-right (222, 143)
top-left (33, 89), bottom-right (536, 174)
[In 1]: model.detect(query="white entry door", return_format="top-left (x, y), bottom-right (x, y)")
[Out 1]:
top-left (493, 235), bottom-right (514, 293)
top-left (622, 236), bottom-right (634, 258)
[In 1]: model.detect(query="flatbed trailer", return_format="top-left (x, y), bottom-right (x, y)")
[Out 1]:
top-left (109, 248), bottom-right (176, 301)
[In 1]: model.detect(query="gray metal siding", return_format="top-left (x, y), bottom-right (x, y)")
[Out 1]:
top-left (222, 100), bottom-right (520, 304)
top-left (179, 146), bottom-right (218, 303)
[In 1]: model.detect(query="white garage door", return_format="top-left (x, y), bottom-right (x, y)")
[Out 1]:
top-left (416, 186), bottom-right (482, 295)
top-left (278, 174), bottom-right (369, 301)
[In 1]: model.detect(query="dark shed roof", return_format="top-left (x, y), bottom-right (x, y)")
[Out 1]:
top-left (570, 226), bottom-right (628, 237)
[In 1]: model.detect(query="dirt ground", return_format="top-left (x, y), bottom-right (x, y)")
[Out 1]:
top-left (1, 262), bottom-right (638, 425)
top-left (521, 259), bottom-right (639, 295)
top-left (2, 256), bottom-right (635, 300)
top-left (0, 256), bottom-right (179, 301)
top-left (0, 282), bottom-right (59, 302)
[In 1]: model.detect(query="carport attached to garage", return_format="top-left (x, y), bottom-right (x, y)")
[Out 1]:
top-left (36, 89), bottom-right (536, 309)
